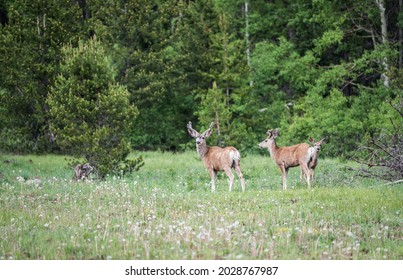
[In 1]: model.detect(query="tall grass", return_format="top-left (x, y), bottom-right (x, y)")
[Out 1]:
top-left (0, 152), bottom-right (401, 259)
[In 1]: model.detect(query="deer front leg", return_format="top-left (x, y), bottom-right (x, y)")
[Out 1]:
top-left (279, 163), bottom-right (288, 190)
top-left (310, 169), bottom-right (315, 181)
top-left (300, 163), bottom-right (311, 188)
top-left (224, 168), bottom-right (235, 192)
top-left (208, 169), bottom-right (217, 192)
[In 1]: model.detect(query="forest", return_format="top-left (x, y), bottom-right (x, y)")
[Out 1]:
top-left (0, 0), bottom-right (402, 263)
top-left (0, 0), bottom-right (402, 164)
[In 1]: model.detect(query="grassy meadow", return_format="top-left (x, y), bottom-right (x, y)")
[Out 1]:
top-left (0, 151), bottom-right (402, 260)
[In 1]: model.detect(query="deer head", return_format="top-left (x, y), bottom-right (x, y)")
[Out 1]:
top-left (258, 128), bottom-right (279, 149)
top-left (187, 121), bottom-right (214, 146)
top-left (308, 137), bottom-right (326, 152)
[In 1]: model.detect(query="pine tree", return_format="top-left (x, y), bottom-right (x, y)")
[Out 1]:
top-left (0, 0), bottom-right (85, 152)
top-left (47, 38), bottom-right (142, 178)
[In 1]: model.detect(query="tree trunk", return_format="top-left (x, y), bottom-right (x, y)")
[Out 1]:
top-left (375, 0), bottom-right (390, 87)
top-left (400, 0), bottom-right (403, 69)
top-left (244, 1), bottom-right (253, 86)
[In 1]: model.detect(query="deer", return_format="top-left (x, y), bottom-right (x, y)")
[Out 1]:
top-left (299, 137), bottom-right (326, 182)
top-left (258, 128), bottom-right (313, 190)
top-left (187, 121), bottom-right (245, 192)
top-left (306, 137), bottom-right (326, 180)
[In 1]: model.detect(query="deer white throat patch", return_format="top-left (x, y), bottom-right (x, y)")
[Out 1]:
top-left (308, 147), bottom-right (315, 160)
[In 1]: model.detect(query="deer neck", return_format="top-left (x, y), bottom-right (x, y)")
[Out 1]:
top-left (197, 143), bottom-right (209, 159)
top-left (267, 139), bottom-right (279, 159)
top-left (311, 148), bottom-right (319, 162)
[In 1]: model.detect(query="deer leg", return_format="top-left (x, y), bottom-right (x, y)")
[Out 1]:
top-left (224, 168), bottom-right (235, 192)
top-left (234, 165), bottom-right (245, 192)
top-left (209, 169), bottom-right (217, 192)
top-left (310, 169), bottom-right (315, 181)
top-left (300, 163), bottom-right (311, 188)
top-left (299, 167), bottom-right (305, 181)
top-left (280, 163), bottom-right (288, 190)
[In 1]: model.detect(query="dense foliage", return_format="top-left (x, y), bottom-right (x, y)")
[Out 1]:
top-left (47, 38), bottom-right (141, 177)
top-left (0, 0), bottom-right (402, 158)
top-left (352, 99), bottom-right (403, 181)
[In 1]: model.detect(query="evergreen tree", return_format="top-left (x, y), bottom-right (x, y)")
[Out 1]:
top-left (0, 0), bottom-right (85, 152)
top-left (87, 0), bottom-right (194, 150)
top-left (248, 0), bottom-right (401, 156)
top-left (192, 2), bottom-right (251, 149)
top-left (198, 81), bottom-right (231, 145)
top-left (0, 0), bottom-right (401, 156)
top-left (47, 38), bottom-right (142, 177)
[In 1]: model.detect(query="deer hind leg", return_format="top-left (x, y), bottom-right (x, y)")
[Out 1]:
top-left (234, 164), bottom-right (245, 192)
top-left (208, 169), bottom-right (217, 192)
top-left (224, 168), bottom-right (235, 192)
top-left (300, 167), bottom-right (306, 181)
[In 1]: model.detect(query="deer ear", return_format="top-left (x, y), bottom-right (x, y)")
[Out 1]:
top-left (272, 128), bottom-right (279, 138)
top-left (320, 138), bottom-right (326, 144)
top-left (308, 137), bottom-right (314, 143)
top-left (187, 121), bottom-right (198, 138)
top-left (203, 123), bottom-right (214, 138)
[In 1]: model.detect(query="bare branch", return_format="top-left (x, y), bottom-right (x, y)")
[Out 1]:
top-left (351, 99), bottom-right (403, 181)
top-left (384, 179), bottom-right (403, 186)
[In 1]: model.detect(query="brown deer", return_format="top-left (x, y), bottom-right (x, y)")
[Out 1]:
top-left (258, 128), bottom-right (313, 190)
top-left (307, 137), bottom-right (326, 180)
top-left (299, 137), bottom-right (326, 181)
top-left (187, 121), bottom-right (245, 192)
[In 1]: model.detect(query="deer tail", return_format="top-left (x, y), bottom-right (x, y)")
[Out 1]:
top-left (229, 149), bottom-right (241, 168)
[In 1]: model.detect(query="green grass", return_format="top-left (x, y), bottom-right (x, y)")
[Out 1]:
top-left (0, 151), bottom-right (402, 260)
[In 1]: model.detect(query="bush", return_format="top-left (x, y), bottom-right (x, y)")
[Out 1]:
top-left (352, 97), bottom-right (403, 181)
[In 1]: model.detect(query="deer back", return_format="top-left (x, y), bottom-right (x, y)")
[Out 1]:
top-left (276, 143), bottom-right (311, 168)
top-left (203, 146), bottom-right (240, 171)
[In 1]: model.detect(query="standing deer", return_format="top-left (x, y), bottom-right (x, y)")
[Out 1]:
top-left (299, 137), bottom-right (326, 181)
top-left (258, 128), bottom-right (313, 190)
top-left (307, 137), bottom-right (326, 180)
top-left (187, 121), bottom-right (245, 192)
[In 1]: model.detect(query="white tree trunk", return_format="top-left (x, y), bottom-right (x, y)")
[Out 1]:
top-left (375, 0), bottom-right (390, 87)
top-left (244, 1), bottom-right (253, 86)
top-left (400, 0), bottom-right (403, 69)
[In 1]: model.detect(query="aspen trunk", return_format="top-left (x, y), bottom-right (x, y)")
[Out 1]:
top-left (375, 0), bottom-right (390, 87)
